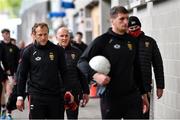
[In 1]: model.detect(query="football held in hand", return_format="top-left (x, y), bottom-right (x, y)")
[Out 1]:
top-left (89, 55), bottom-right (111, 75)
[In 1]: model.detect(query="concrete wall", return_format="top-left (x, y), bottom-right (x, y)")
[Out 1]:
top-left (129, 0), bottom-right (180, 119)
top-left (72, 0), bottom-right (110, 44)
top-left (99, 0), bottom-right (111, 34)
top-left (91, 6), bottom-right (100, 39)
top-left (19, 2), bottom-right (49, 45)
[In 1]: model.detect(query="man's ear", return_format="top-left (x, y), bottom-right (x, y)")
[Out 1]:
top-left (110, 19), bottom-right (115, 28)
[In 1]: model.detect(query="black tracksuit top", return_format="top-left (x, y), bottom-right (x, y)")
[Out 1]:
top-left (0, 41), bottom-right (20, 75)
top-left (0, 43), bottom-right (7, 81)
top-left (17, 41), bottom-right (69, 97)
top-left (78, 28), bottom-right (145, 97)
top-left (0, 43), bottom-right (3, 61)
top-left (63, 45), bottom-right (89, 94)
top-left (138, 32), bottom-right (164, 92)
top-left (71, 41), bottom-right (87, 52)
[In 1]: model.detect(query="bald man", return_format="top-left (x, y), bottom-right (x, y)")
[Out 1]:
top-left (56, 27), bottom-right (89, 119)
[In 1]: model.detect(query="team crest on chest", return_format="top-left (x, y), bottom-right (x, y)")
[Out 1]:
top-left (145, 42), bottom-right (150, 48)
top-left (49, 52), bottom-right (54, 61)
top-left (71, 53), bottom-right (76, 59)
top-left (127, 41), bottom-right (133, 50)
top-left (9, 48), bottom-right (13, 52)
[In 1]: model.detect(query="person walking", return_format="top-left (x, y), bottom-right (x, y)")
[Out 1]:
top-left (56, 26), bottom-right (89, 119)
top-left (77, 6), bottom-right (149, 119)
top-left (128, 16), bottom-right (165, 119)
top-left (16, 22), bottom-right (74, 119)
top-left (5, 27), bottom-right (36, 120)
top-left (6, 41), bottom-right (32, 120)
top-left (18, 40), bottom-right (25, 51)
top-left (0, 42), bottom-right (8, 118)
top-left (0, 28), bottom-right (20, 119)
top-left (71, 32), bottom-right (87, 52)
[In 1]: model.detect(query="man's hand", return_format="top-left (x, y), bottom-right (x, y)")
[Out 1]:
top-left (80, 94), bottom-right (89, 107)
top-left (65, 91), bottom-right (74, 103)
top-left (142, 94), bottom-right (149, 114)
top-left (6, 70), bottom-right (11, 76)
top-left (157, 88), bottom-right (163, 99)
top-left (16, 99), bottom-right (24, 112)
top-left (93, 73), bottom-right (111, 86)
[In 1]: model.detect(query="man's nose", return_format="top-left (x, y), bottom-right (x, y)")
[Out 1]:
top-left (42, 35), bottom-right (47, 40)
top-left (124, 19), bottom-right (129, 25)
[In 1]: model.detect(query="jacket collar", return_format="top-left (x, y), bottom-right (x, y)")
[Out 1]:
top-left (34, 40), bottom-right (50, 49)
top-left (108, 28), bottom-right (129, 39)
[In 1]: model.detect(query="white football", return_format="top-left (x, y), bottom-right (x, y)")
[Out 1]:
top-left (89, 55), bottom-right (111, 75)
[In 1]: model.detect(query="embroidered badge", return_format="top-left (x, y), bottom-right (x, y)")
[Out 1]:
top-left (9, 48), bottom-right (13, 52)
top-left (145, 42), bottom-right (150, 48)
top-left (49, 52), bottom-right (54, 61)
top-left (114, 44), bottom-right (121, 49)
top-left (127, 41), bottom-right (133, 50)
top-left (71, 53), bottom-right (76, 60)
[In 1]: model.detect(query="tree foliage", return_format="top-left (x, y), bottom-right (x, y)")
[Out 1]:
top-left (8, 0), bottom-right (21, 8)
top-left (0, 0), bottom-right (22, 17)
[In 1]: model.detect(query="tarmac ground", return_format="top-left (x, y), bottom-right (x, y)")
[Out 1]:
top-left (11, 97), bottom-right (101, 119)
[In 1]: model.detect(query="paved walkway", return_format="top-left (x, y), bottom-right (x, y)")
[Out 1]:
top-left (11, 98), bottom-right (101, 119)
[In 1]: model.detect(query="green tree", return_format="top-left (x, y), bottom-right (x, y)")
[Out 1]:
top-left (0, 0), bottom-right (22, 17)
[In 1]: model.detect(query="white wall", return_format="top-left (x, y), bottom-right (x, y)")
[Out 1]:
top-left (130, 0), bottom-right (180, 119)
top-left (19, 2), bottom-right (49, 44)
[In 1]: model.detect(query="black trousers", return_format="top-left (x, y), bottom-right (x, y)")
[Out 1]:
top-left (100, 91), bottom-right (143, 119)
top-left (0, 67), bottom-right (7, 82)
top-left (0, 83), bottom-right (2, 112)
top-left (29, 94), bottom-right (64, 119)
top-left (65, 92), bottom-right (80, 119)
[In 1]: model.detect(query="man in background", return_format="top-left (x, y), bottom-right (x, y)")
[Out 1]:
top-left (72, 32), bottom-right (87, 52)
top-left (0, 28), bottom-right (19, 119)
top-left (56, 26), bottom-right (89, 119)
